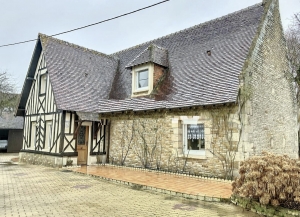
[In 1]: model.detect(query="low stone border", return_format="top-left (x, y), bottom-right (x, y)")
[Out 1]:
top-left (63, 165), bottom-right (81, 168)
top-left (68, 166), bottom-right (230, 203)
top-left (231, 195), bottom-right (300, 216)
top-left (89, 163), bottom-right (232, 184)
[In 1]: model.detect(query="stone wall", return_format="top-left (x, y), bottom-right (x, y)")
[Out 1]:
top-left (107, 105), bottom-right (241, 178)
top-left (19, 152), bottom-right (78, 168)
top-left (238, 0), bottom-right (298, 160)
top-left (104, 0), bottom-right (299, 178)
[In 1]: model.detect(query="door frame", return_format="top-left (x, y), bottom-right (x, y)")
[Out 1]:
top-left (78, 122), bottom-right (92, 165)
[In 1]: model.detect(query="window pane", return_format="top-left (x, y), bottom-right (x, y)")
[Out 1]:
top-left (138, 70), bottom-right (148, 80)
top-left (137, 70), bottom-right (148, 88)
top-left (45, 121), bottom-right (52, 149)
top-left (40, 74), bottom-right (47, 94)
top-left (30, 122), bottom-right (36, 148)
top-left (78, 126), bottom-right (86, 145)
top-left (187, 124), bottom-right (205, 150)
top-left (138, 79), bottom-right (148, 88)
top-left (188, 139), bottom-right (200, 150)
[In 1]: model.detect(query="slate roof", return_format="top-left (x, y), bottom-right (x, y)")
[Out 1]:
top-left (0, 112), bottom-right (23, 129)
top-left (100, 3), bottom-right (264, 113)
top-left (126, 44), bottom-right (169, 68)
top-left (17, 3), bottom-right (265, 115)
top-left (39, 34), bottom-right (119, 112)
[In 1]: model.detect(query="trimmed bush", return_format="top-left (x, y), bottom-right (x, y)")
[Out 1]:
top-left (232, 152), bottom-right (300, 210)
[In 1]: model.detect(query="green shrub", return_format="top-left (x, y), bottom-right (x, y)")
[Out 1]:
top-left (232, 152), bottom-right (300, 209)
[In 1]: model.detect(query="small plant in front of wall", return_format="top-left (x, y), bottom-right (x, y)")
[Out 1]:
top-left (66, 157), bottom-right (73, 166)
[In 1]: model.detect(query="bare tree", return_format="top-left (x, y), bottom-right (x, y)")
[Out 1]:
top-left (118, 118), bottom-right (135, 166)
top-left (133, 117), bottom-right (164, 169)
top-left (0, 72), bottom-right (17, 115)
top-left (286, 13), bottom-right (300, 99)
top-left (170, 143), bottom-right (191, 173)
top-left (209, 110), bottom-right (238, 180)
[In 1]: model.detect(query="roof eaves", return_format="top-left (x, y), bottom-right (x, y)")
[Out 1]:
top-left (16, 37), bottom-right (42, 116)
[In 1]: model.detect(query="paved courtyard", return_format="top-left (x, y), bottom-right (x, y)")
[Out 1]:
top-left (0, 154), bottom-right (260, 217)
top-left (70, 165), bottom-right (232, 200)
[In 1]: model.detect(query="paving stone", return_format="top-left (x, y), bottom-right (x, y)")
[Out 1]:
top-left (71, 164), bottom-right (233, 199)
top-left (0, 153), bottom-right (260, 216)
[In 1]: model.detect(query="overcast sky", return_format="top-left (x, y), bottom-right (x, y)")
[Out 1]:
top-left (1, 0), bottom-right (299, 93)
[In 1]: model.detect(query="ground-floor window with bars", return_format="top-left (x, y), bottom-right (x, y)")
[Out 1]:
top-left (183, 123), bottom-right (205, 155)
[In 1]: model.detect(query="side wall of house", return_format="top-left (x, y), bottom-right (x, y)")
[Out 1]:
top-left (21, 51), bottom-right (63, 154)
top-left (107, 105), bottom-right (240, 178)
top-left (20, 51), bottom-right (66, 167)
top-left (20, 51), bottom-right (107, 167)
top-left (239, 0), bottom-right (298, 160)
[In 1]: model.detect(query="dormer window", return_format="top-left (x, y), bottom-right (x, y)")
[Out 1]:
top-left (131, 64), bottom-right (153, 95)
top-left (137, 69), bottom-right (149, 89)
top-left (126, 44), bottom-right (169, 97)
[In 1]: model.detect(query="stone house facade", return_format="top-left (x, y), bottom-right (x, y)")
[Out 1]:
top-left (16, 0), bottom-right (297, 178)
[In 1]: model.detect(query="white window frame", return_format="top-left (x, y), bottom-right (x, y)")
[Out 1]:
top-left (131, 63), bottom-right (154, 96)
top-left (182, 118), bottom-right (205, 156)
top-left (39, 73), bottom-right (47, 95)
top-left (136, 69), bottom-right (149, 91)
top-left (30, 122), bottom-right (37, 148)
top-left (45, 121), bottom-right (53, 150)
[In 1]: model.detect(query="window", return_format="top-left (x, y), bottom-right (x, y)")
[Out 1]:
top-left (45, 121), bottom-right (52, 150)
top-left (30, 122), bottom-right (37, 148)
top-left (39, 74), bottom-right (47, 95)
top-left (184, 124), bottom-right (205, 155)
top-left (136, 69), bottom-right (149, 89)
top-left (131, 64), bottom-right (154, 96)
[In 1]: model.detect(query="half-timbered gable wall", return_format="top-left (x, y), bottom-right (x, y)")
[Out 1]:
top-left (21, 50), bottom-right (108, 166)
top-left (22, 51), bottom-right (63, 154)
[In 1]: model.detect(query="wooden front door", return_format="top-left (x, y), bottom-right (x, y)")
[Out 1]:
top-left (77, 126), bottom-right (88, 165)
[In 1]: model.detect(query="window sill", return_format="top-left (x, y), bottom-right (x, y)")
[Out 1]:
top-left (133, 87), bottom-right (149, 93)
top-left (179, 154), bottom-right (207, 160)
top-left (131, 88), bottom-right (150, 98)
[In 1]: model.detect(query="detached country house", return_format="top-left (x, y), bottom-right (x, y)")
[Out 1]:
top-left (16, 0), bottom-right (298, 178)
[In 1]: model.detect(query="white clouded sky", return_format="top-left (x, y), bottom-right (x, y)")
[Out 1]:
top-left (0, 0), bottom-right (299, 93)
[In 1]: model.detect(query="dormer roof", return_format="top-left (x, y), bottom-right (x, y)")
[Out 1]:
top-left (126, 44), bottom-right (168, 68)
